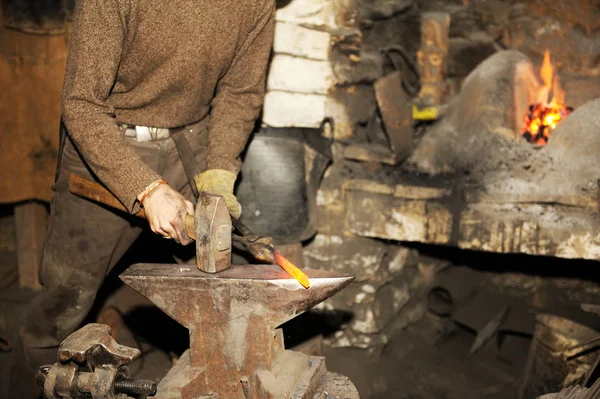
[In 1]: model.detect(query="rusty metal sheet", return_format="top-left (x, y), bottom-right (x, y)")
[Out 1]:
top-left (374, 70), bottom-right (413, 164)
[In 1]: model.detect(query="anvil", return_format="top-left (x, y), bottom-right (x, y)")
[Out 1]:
top-left (120, 263), bottom-right (358, 399)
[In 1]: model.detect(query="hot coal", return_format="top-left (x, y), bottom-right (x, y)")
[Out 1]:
top-left (522, 102), bottom-right (573, 145)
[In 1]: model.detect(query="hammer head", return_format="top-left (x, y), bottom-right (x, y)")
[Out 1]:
top-left (195, 193), bottom-right (232, 273)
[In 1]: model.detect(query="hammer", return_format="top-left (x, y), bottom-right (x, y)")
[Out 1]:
top-left (68, 174), bottom-right (310, 287)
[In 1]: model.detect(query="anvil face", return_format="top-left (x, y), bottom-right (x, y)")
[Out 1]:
top-left (120, 264), bottom-right (354, 398)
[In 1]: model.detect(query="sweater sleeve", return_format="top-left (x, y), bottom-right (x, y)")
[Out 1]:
top-left (206, 0), bottom-right (275, 174)
top-left (62, 0), bottom-right (161, 213)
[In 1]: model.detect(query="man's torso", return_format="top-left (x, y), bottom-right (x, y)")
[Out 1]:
top-left (107, 0), bottom-right (255, 128)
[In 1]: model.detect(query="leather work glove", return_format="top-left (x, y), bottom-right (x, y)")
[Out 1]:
top-left (194, 169), bottom-right (242, 219)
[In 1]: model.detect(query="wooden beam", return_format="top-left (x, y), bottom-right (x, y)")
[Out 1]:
top-left (344, 179), bottom-right (600, 261)
top-left (14, 201), bottom-right (48, 290)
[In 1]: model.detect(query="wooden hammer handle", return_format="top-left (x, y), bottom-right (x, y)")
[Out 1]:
top-left (69, 174), bottom-right (143, 216)
top-left (68, 174), bottom-right (196, 240)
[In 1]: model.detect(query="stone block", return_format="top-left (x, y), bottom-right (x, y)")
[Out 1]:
top-left (308, 241), bottom-right (430, 349)
top-left (326, 327), bottom-right (389, 350)
top-left (273, 22), bottom-right (331, 60)
top-left (303, 233), bottom-right (387, 282)
top-left (350, 282), bottom-right (410, 334)
top-left (267, 54), bottom-right (334, 94)
top-left (263, 85), bottom-right (375, 138)
top-left (306, 242), bottom-right (419, 335)
top-left (262, 91), bottom-right (326, 127)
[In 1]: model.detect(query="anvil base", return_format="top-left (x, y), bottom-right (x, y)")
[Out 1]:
top-left (156, 333), bottom-right (359, 399)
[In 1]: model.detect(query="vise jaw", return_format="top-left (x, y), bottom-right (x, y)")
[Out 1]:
top-left (195, 193), bottom-right (232, 273)
top-left (37, 323), bottom-right (156, 399)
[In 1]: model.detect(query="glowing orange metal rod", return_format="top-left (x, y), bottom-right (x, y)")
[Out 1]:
top-left (230, 218), bottom-right (310, 289)
top-left (273, 250), bottom-right (311, 289)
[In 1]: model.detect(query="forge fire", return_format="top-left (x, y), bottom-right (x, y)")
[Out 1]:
top-left (521, 50), bottom-right (573, 145)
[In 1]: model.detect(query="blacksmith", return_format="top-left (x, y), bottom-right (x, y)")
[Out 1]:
top-left (9, 0), bottom-right (275, 395)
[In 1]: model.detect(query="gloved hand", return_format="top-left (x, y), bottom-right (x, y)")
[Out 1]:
top-left (194, 169), bottom-right (242, 219)
top-left (141, 183), bottom-right (195, 245)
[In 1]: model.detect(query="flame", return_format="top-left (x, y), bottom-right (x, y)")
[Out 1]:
top-left (540, 50), bottom-right (554, 90)
top-left (521, 50), bottom-right (572, 145)
top-left (273, 250), bottom-right (310, 289)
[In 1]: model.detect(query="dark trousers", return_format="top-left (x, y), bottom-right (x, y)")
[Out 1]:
top-left (8, 120), bottom-right (208, 398)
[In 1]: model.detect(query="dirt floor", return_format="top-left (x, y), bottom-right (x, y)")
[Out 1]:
top-left (325, 314), bottom-right (524, 399)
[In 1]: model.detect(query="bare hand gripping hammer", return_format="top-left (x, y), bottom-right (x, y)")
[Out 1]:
top-left (68, 174), bottom-right (310, 287)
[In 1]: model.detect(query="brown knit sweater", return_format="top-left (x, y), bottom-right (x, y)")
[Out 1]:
top-left (62, 0), bottom-right (275, 212)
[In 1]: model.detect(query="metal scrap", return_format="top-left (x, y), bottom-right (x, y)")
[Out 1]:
top-left (469, 305), bottom-right (510, 356)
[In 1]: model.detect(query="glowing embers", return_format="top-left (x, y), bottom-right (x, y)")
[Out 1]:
top-left (522, 102), bottom-right (573, 145)
top-left (522, 50), bottom-right (573, 145)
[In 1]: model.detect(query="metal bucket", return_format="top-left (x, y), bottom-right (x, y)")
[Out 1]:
top-left (236, 124), bottom-right (332, 245)
top-left (519, 314), bottom-right (600, 399)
